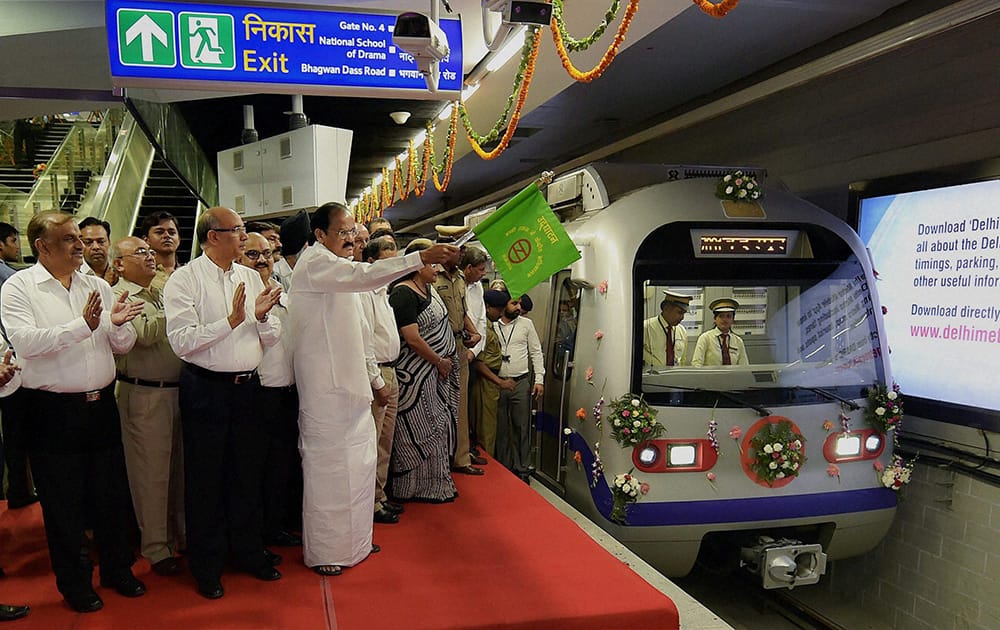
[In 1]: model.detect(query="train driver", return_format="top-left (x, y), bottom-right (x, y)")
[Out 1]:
top-left (691, 298), bottom-right (750, 367)
top-left (642, 290), bottom-right (693, 367)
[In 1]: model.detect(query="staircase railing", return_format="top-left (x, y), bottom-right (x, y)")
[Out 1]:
top-left (86, 112), bottom-right (156, 246)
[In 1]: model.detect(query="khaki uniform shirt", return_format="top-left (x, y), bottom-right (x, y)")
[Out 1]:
top-left (113, 278), bottom-right (182, 381)
top-left (433, 267), bottom-right (466, 335)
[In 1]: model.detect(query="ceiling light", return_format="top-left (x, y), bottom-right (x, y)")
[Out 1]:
top-left (389, 111), bottom-right (411, 125)
top-left (486, 27), bottom-right (526, 72)
top-left (438, 104), bottom-right (453, 120)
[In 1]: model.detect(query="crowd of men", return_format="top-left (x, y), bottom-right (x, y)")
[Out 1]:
top-left (0, 202), bottom-right (545, 618)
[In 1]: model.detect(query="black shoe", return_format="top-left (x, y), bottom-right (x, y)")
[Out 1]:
top-left (383, 501), bottom-right (405, 515)
top-left (64, 589), bottom-right (103, 613)
top-left (267, 531), bottom-right (302, 547)
top-left (0, 604), bottom-right (29, 621)
top-left (100, 572), bottom-right (146, 598)
top-left (264, 549), bottom-right (283, 567)
top-left (470, 455), bottom-right (488, 466)
top-left (373, 507), bottom-right (399, 524)
top-left (151, 557), bottom-right (182, 576)
top-left (5, 495), bottom-right (38, 510)
top-left (196, 579), bottom-right (224, 600)
top-left (245, 565), bottom-right (281, 581)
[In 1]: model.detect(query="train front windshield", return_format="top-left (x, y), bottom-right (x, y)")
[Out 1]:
top-left (634, 223), bottom-right (884, 408)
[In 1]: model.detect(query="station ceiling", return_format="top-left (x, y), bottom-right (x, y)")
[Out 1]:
top-left (0, 0), bottom-right (971, 230)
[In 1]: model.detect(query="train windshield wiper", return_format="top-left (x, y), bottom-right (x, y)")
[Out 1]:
top-left (645, 384), bottom-right (771, 417)
top-left (792, 386), bottom-right (860, 410)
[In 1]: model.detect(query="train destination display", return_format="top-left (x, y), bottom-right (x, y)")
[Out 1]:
top-left (858, 178), bottom-right (1000, 415)
top-left (106, 0), bottom-right (463, 97)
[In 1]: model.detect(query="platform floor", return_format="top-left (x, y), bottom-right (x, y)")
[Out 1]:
top-left (0, 455), bottom-right (691, 629)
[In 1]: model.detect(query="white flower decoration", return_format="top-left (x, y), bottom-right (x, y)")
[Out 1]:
top-left (764, 444), bottom-right (774, 454)
top-left (887, 391), bottom-right (897, 400)
top-left (875, 407), bottom-right (886, 416)
top-left (769, 462), bottom-right (778, 470)
top-left (632, 421), bottom-right (641, 428)
top-left (631, 399), bottom-right (640, 407)
top-left (774, 443), bottom-right (783, 452)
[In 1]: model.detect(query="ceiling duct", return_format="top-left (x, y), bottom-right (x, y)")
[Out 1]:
top-left (241, 105), bottom-right (258, 145)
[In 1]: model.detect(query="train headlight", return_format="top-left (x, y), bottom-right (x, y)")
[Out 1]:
top-left (865, 434), bottom-right (882, 453)
top-left (667, 444), bottom-right (696, 467)
top-left (637, 445), bottom-right (659, 466)
top-left (823, 429), bottom-right (885, 462)
top-left (835, 434), bottom-right (861, 457)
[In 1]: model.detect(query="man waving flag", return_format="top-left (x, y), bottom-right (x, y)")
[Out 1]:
top-left (468, 179), bottom-right (580, 298)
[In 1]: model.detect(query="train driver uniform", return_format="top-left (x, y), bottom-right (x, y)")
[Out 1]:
top-left (691, 298), bottom-right (750, 367)
top-left (642, 290), bottom-right (692, 367)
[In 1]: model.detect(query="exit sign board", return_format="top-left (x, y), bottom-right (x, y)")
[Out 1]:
top-left (107, 0), bottom-right (463, 98)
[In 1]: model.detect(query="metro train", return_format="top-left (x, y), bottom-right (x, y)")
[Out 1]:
top-left (471, 163), bottom-right (898, 587)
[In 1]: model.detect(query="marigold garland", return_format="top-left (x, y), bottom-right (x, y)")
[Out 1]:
top-left (552, 0), bottom-right (621, 53)
top-left (551, 0), bottom-right (640, 82)
top-left (430, 103), bottom-right (459, 192)
top-left (692, 0), bottom-right (740, 18)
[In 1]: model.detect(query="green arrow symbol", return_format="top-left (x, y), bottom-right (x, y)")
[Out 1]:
top-left (125, 14), bottom-right (168, 62)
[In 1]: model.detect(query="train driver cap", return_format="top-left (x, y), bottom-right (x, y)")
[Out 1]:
top-left (662, 290), bottom-right (693, 312)
top-left (709, 297), bottom-right (740, 314)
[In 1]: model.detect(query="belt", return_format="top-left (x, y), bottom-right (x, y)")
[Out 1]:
top-left (377, 362), bottom-right (395, 367)
top-left (183, 362), bottom-right (258, 385)
top-left (117, 375), bottom-right (179, 388)
top-left (32, 384), bottom-right (113, 403)
top-left (501, 373), bottom-right (530, 381)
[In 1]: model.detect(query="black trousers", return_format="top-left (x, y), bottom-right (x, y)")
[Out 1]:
top-left (24, 385), bottom-right (134, 598)
top-left (1, 388), bottom-right (33, 501)
top-left (179, 364), bottom-right (268, 583)
top-left (258, 385), bottom-right (302, 539)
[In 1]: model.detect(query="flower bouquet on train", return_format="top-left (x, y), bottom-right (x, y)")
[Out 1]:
top-left (715, 170), bottom-right (762, 202)
top-left (865, 383), bottom-right (903, 433)
top-left (876, 454), bottom-right (915, 491)
top-left (607, 394), bottom-right (665, 448)
top-left (609, 469), bottom-right (647, 524)
top-left (748, 420), bottom-right (806, 485)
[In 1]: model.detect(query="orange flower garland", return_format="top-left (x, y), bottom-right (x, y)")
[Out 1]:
top-left (692, 0), bottom-right (739, 18)
top-left (464, 26), bottom-right (541, 160)
top-left (551, 0), bottom-right (640, 83)
top-left (431, 103), bottom-right (459, 192)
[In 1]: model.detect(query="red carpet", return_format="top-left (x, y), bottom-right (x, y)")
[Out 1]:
top-left (0, 457), bottom-right (678, 629)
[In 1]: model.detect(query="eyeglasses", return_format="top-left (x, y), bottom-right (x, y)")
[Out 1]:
top-left (333, 227), bottom-right (359, 240)
top-left (124, 247), bottom-right (155, 259)
top-left (244, 249), bottom-right (273, 261)
top-left (210, 226), bottom-right (247, 234)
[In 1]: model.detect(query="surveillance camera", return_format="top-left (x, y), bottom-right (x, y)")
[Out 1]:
top-left (393, 12), bottom-right (450, 66)
top-left (482, 0), bottom-right (551, 26)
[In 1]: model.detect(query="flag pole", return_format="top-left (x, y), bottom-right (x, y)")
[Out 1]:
top-left (453, 171), bottom-right (555, 248)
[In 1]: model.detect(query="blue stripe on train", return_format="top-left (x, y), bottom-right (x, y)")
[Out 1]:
top-left (566, 432), bottom-right (897, 527)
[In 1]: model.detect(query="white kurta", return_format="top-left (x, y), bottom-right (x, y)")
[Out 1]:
top-left (288, 244), bottom-right (422, 567)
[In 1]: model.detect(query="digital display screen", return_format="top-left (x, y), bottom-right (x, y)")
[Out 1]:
top-left (699, 235), bottom-right (788, 255)
top-left (857, 178), bottom-right (1000, 418)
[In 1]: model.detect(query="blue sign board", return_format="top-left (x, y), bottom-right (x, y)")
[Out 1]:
top-left (106, 0), bottom-right (463, 98)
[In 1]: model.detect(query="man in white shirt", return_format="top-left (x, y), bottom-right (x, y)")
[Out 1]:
top-left (1, 211), bottom-right (145, 613)
top-left (360, 236), bottom-right (405, 524)
top-left (164, 207), bottom-right (283, 600)
top-left (0, 338), bottom-right (29, 623)
top-left (239, 232), bottom-right (302, 548)
top-left (288, 202), bottom-right (456, 577)
top-left (460, 247), bottom-right (489, 462)
top-left (111, 236), bottom-right (185, 578)
top-left (494, 294), bottom-right (545, 481)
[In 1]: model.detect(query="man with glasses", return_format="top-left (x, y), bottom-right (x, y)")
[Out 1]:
top-left (111, 236), bottom-right (185, 578)
top-left (239, 233), bottom-right (302, 549)
top-left (164, 207), bottom-right (284, 599)
top-left (352, 224), bottom-right (370, 262)
top-left (289, 202), bottom-right (457, 577)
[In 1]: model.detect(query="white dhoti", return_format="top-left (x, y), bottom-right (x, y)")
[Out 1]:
top-left (299, 392), bottom-right (376, 568)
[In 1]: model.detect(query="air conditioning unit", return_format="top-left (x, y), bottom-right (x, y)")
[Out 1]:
top-left (218, 124), bottom-right (353, 217)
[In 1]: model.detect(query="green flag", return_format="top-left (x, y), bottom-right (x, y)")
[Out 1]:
top-left (473, 183), bottom-right (581, 298)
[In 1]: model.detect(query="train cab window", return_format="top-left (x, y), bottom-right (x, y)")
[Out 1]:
top-left (634, 223), bottom-right (883, 408)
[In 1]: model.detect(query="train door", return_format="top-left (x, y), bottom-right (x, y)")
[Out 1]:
top-left (534, 271), bottom-right (583, 488)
